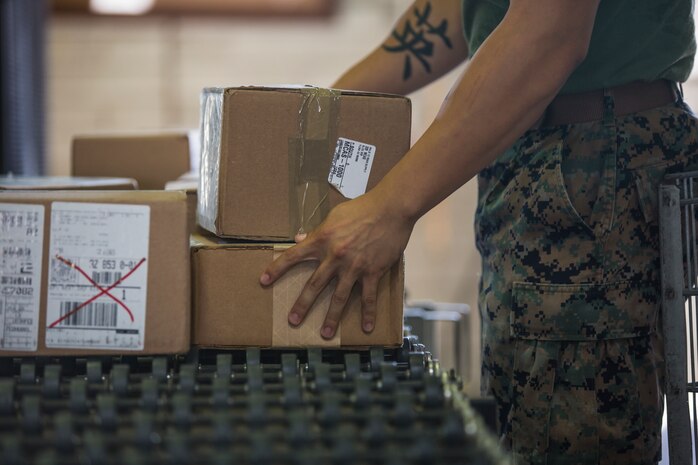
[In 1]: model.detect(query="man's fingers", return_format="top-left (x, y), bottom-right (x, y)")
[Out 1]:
top-left (321, 275), bottom-right (358, 340)
top-left (360, 276), bottom-right (379, 333)
top-left (288, 261), bottom-right (336, 327)
top-left (261, 241), bottom-right (316, 286)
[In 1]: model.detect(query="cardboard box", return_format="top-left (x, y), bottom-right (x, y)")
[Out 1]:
top-left (198, 86), bottom-right (411, 240)
top-left (191, 233), bottom-right (404, 348)
top-left (72, 132), bottom-right (196, 190)
top-left (165, 175), bottom-right (198, 236)
top-left (0, 176), bottom-right (137, 190)
top-left (0, 191), bottom-right (190, 356)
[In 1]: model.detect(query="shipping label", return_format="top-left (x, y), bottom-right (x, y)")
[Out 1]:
top-left (45, 203), bottom-right (150, 350)
top-left (0, 204), bottom-right (44, 351)
top-left (328, 137), bottom-right (376, 199)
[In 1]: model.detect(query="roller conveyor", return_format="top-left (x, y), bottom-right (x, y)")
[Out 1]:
top-left (0, 337), bottom-right (507, 465)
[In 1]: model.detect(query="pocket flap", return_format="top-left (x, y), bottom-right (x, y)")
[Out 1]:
top-left (511, 280), bottom-right (659, 341)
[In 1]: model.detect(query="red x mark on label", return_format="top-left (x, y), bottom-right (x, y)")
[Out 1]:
top-left (48, 255), bottom-right (147, 328)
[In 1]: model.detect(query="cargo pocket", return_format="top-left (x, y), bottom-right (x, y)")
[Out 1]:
top-left (510, 280), bottom-right (659, 341)
top-left (508, 280), bottom-right (659, 464)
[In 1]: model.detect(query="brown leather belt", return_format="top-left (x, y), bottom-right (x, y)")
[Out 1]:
top-left (542, 79), bottom-right (680, 127)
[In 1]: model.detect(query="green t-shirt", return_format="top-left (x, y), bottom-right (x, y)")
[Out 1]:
top-left (462, 0), bottom-right (696, 94)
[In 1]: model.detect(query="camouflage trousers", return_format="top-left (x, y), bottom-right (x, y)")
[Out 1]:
top-left (475, 95), bottom-right (698, 465)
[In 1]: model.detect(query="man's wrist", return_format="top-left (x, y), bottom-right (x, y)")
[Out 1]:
top-left (368, 180), bottom-right (422, 227)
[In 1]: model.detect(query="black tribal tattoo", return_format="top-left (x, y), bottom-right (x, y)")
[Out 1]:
top-left (382, 2), bottom-right (453, 81)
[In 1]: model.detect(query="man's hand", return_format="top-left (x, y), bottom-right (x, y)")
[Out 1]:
top-left (260, 190), bottom-right (414, 339)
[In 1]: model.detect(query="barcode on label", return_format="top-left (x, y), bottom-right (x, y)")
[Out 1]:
top-left (59, 302), bottom-right (118, 328)
top-left (91, 271), bottom-right (122, 285)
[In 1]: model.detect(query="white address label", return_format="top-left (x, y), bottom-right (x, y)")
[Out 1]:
top-left (328, 137), bottom-right (376, 199)
top-left (0, 204), bottom-right (44, 351)
top-left (45, 202), bottom-right (150, 350)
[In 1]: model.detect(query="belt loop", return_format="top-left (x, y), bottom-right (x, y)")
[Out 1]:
top-left (602, 87), bottom-right (615, 127)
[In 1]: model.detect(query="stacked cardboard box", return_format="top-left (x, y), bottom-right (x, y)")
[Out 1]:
top-left (192, 86), bottom-right (411, 348)
top-left (72, 131), bottom-right (198, 190)
top-left (191, 235), bottom-right (404, 348)
top-left (0, 190), bottom-right (190, 356)
top-left (197, 86), bottom-right (412, 241)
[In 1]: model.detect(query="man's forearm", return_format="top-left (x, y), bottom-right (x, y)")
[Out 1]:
top-left (371, 0), bottom-right (600, 221)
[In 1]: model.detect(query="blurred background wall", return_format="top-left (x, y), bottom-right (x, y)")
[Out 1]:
top-left (39, 0), bottom-right (698, 394)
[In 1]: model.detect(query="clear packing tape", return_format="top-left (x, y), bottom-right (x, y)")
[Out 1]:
top-left (198, 88), bottom-right (224, 234)
top-left (289, 87), bottom-right (341, 238)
